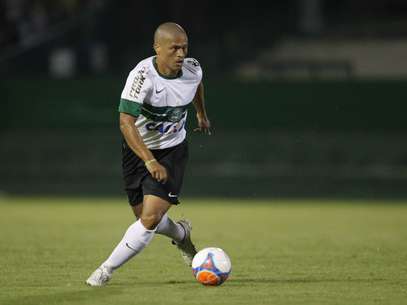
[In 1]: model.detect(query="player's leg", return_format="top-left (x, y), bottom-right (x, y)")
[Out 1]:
top-left (134, 194), bottom-right (196, 266)
top-left (155, 213), bottom-right (186, 242)
top-left (131, 201), bottom-right (185, 242)
top-left (145, 140), bottom-right (197, 265)
top-left (128, 195), bottom-right (196, 267)
top-left (123, 139), bottom-right (189, 248)
top-left (86, 195), bottom-right (171, 286)
top-left (103, 195), bottom-right (170, 266)
top-left (139, 194), bottom-right (171, 228)
top-left (131, 203), bottom-right (143, 218)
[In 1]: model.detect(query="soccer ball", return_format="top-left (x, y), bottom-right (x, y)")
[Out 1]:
top-left (192, 247), bottom-right (232, 286)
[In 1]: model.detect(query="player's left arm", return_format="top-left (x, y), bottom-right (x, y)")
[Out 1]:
top-left (193, 81), bottom-right (211, 135)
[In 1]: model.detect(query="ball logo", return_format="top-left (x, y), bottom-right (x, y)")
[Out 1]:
top-left (201, 253), bottom-right (215, 270)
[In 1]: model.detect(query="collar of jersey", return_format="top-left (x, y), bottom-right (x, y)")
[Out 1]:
top-left (152, 57), bottom-right (183, 79)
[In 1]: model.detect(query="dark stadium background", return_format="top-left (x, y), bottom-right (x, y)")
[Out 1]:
top-left (2, 0), bottom-right (407, 199)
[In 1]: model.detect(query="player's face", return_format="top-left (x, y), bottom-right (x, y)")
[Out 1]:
top-left (158, 33), bottom-right (188, 72)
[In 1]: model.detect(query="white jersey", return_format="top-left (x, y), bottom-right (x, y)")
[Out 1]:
top-left (119, 56), bottom-right (202, 149)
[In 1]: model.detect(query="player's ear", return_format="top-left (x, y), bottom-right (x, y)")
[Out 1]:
top-left (153, 42), bottom-right (160, 55)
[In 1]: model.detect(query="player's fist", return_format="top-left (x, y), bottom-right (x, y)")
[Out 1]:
top-left (194, 112), bottom-right (211, 135)
top-left (145, 160), bottom-right (168, 184)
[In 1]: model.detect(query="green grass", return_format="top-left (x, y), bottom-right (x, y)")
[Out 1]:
top-left (0, 197), bottom-right (406, 305)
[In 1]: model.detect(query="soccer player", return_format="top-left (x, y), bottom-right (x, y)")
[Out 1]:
top-left (86, 22), bottom-right (211, 286)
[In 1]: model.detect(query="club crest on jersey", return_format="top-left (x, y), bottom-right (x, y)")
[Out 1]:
top-left (168, 108), bottom-right (184, 123)
top-left (130, 68), bottom-right (146, 99)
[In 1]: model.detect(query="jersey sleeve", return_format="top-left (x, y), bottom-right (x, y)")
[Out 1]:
top-left (118, 65), bottom-right (152, 116)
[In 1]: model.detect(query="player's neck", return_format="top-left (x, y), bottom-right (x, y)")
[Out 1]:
top-left (154, 57), bottom-right (180, 78)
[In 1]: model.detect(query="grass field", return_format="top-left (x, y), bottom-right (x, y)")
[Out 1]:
top-left (0, 197), bottom-right (406, 305)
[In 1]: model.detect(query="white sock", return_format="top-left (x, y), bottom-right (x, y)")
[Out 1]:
top-left (102, 220), bottom-right (155, 271)
top-left (155, 213), bottom-right (185, 243)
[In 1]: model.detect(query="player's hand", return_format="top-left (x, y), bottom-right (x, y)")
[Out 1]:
top-left (194, 113), bottom-right (212, 135)
top-left (145, 160), bottom-right (168, 184)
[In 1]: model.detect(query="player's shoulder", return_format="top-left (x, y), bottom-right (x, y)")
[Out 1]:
top-left (183, 57), bottom-right (202, 79)
top-left (184, 57), bottom-right (202, 70)
top-left (128, 56), bottom-right (155, 78)
top-left (184, 57), bottom-right (202, 72)
top-left (123, 57), bottom-right (154, 96)
top-left (184, 57), bottom-right (201, 68)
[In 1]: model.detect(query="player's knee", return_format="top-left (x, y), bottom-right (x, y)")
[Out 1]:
top-left (140, 213), bottom-right (162, 230)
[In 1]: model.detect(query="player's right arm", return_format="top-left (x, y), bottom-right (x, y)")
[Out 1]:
top-left (118, 67), bottom-right (168, 183)
top-left (119, 113), bottom-right (167, 183)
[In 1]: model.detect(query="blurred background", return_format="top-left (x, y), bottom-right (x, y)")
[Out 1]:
top-left (1, 0), bottom-right (407, 198)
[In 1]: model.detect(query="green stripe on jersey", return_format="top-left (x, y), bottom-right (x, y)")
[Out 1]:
top-left (118, 99), bottom-right (142, 116)
top-left (141, 103), bottom-right (189, 114)
top-left (141, 103), bottom-right (189, 122)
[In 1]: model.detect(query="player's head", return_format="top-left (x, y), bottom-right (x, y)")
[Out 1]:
top-left (153, 22), bottom-right (188, 73)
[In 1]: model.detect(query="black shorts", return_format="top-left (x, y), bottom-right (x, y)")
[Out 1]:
top-left (122, 139), bottom-right (188, 206)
